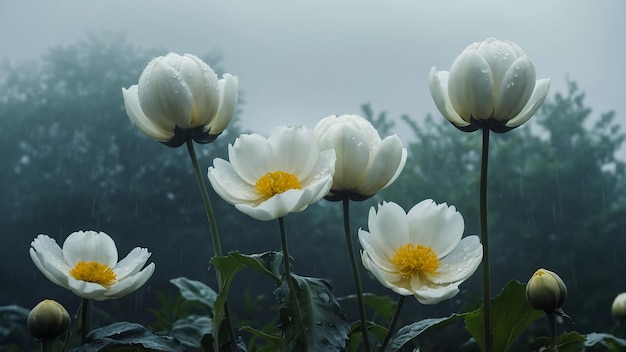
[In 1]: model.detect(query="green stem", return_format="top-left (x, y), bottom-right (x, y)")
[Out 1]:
top-left (379, 295), bottom-right (405, 352)
top-left (185, 139), bottom-right (235, 348)
top-left (278, 217), bottom-right (307, 346)
top-left (41, 339), bottom-right (48, 352)
top-left (480, 127), bottom-right (492, 352)
top-left (342, 198), bottom-right (371, 352)
top-left (547, 313), bottom-right (558, 352)
top-left (80, 299), bottom-right (89, 345)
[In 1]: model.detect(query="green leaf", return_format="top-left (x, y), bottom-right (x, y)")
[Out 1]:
top-left (274, 274), bottom-right (350, 351)
top-left (532, 331), bottom-right (586, 352)
top-left (338, 293), bottom-right (397, 323)
top-left (464, 280), bottom-right (544, 352)
top-left (209, 251), bottom-right (285, 351)
top-left (384, 314), bottom-right (466, 352)
top-left (240, 326), bottom-right (287, 352)
top-left (170, 315), bottom-right (213, 349)
top-left (170, 277), bottom-right (217, 310)
top-left (72, 322), bottom-right (183, 351)
top-left (345, 321), bottom-right (388, 352)
top-left (585, 332), bottom-right (626, 350)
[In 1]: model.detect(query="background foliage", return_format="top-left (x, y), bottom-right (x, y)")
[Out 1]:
top-left (1, 33), bottom-right (625, 350)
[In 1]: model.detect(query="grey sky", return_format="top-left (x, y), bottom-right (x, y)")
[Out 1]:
top-left (2, 1), bottom-right (625, 150)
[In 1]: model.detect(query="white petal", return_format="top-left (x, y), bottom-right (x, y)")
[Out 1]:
top-left (236, 188), bottom-right (307, 221)
top-left (429, 68), bottom-right (469, 127)
top-left (319, 122), bottom-right (371, 190)
top-left (30, 248), bottom-right (69, 287)
top-left (122, 86), bottom-right (174, 141)
top-left (63, 231), bottom-right (118, 268)
top-left (506, 78), bottom-right (551, 128)
top-left (268, 125), bottom-right (318, 177)
top-left (67, 277), bottom-right (109, 300)
top-left (358, 229), bottom-right (397, 273)
top-left (207, 159), bottom-right (260, 204)
top-left (361, 251), bottom-right (413, 296)
top-left (493, 56), bottom-right (536, 120)
top-left (114, 247), bottom-right (151, 281)
top-left (366, 202), bottom-right (409, 258)
top-left (357, 136), bottom-right (406, 195)
top-left (138, 56), bottom-right (193, 129)
top-left (449, 49), bottom-right (495, 120)
top-left (432, 236), bottom-right (483, 285)
top-left (229, 133), bottom-right (273, 185)
top-left (208, 74), bottom-right (238, 135)
top-left (407, 200), bottom-right (463, 258)
top-left (180, 54), bottom-right (220, 127)
top-left (412, 283), bottom-right (460, 305)
top-left (30, 235), bottom-right (70, 285)
top-left (106, 263), bottom-right (155, 299)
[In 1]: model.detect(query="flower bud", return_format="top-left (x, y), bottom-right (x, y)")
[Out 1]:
top-left (27, 299), bottom-right (70, 341)
top-left (526, 268), bottom-right (567, 313)
top-left (612, 292), bottom-right (626, 320)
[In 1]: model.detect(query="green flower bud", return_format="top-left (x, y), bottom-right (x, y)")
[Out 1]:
top-left (612, 293), bottom-right (626, 320)
top-left (526, 268), bottom-right (567, 313)
top-left (27, 299), bottom-right (70, 341)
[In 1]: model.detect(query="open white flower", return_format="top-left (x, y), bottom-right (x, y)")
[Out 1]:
top-left (122, 52), bottom-right (238, 147)
top-left (30, 231), bottom-right (155, 301)
top-left (359, 200), bottom-right (482, 304)
top-left (314, 114), bottom-right (407, 201)
top-left (429, 37), bottom-right (550, 133)
top-left (207, 125), bottom-right (336, 221)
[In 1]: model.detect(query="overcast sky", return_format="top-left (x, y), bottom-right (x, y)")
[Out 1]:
top-left (2, 1), bottom-right (625, 150)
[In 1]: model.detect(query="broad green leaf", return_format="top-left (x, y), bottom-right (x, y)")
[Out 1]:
top-left (240, 326), bottom-right (287, 352)
top-left (384, 314), bottom-right (466, 352)
top-left (338, 293), bottom-right (397, 323)
top-left (532, 331), bottom-right (586, 352)
top-left (209, 251), bottom-right (285, 351)
top-left (464, 280), bottom-right (544, 352)
top-left (170, 277), bottom-right (217, 310)
top-left (72, 322), bottom-right (183, 351)
top-left (585, 332), bottom-right (626, 350)
top-left (170, 315), bottom-right (213, 349)
top-left (275, 274), bottom-right (350, 351)
top-left (346, 321), bottom-right (388, 352)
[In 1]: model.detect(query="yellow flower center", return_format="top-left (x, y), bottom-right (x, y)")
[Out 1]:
top-left (69, 261), bottom-right (117, 288)
top-left (391, 244), bottom-right (440, 278)
top-left (255, 171), bottom-right (301, 200)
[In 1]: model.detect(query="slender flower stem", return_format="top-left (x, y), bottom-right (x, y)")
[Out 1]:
top-left (480, 127), bottom-right (492, 352)
top-left (278, 217), bottom-right (307, 346)
top-left (379, 295), bottom-right (405, 352)
top-left (41, 339), bottom-right (48, 352)
top-left (547, 313), bottom-right (558, 352)
top-left (80, 298), bottom-right (89, 345)
top-left (185, 139), bottom-right (235, 348)
top-left (342, 198), bottom-right (371, 352)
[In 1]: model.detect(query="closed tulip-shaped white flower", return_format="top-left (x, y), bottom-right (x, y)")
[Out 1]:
top-left (314, 114), bottom-right (407, 201)
top-left (30, 231), bottom-right (155, 301)
top-left (525, 268), bottom-right (567, 313)
top-left (122, 53), bottom-right (238, 147)
top-left (207, 125), bottom-right (336, 221)
top-left (359, 200), bottom-right (482, 304)
top-left (612, 293), bottom-right (626, 320)
top-left (430, 37), bottom-right (550, 133)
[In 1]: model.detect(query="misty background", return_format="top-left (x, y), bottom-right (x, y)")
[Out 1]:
top-left (1, 1), bottom-right (625, 350)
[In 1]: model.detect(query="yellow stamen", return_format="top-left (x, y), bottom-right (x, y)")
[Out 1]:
top-left (391, 244), bottom-right (440, 278)
top-left (255, 171), bottom-right (301, 201)
top-left (69, 261), bottom-right (117, 288)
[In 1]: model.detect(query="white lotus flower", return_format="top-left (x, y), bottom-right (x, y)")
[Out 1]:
top-left (30, 231), bottom-right (155, 301)
top-left (314, 114), bottom-right (407, 201)
top-left (207, 125), bottom-right (336, 221)
top-left (359, 200), bottom-right (482, 304)
top-left (429, 37), bottom-right (550, 133)
top-left (122, 52), bottom-right (238, 147)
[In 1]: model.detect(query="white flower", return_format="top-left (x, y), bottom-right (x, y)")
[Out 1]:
top-left (207, 125), bottom-right (336, 221)
top-left (122, 53), bottom-right (238, 147)
top-left (612, 293), bottom-right (626, 320)
top-left (314, 114), bottom-right (407, 201)
top-left (526, 268), bottom-right (567, 313)
top-left (429, 37), bottom-right (550, 133)
top-left (30, 231), bottom-right (155, 301)
top-left (358, 200), bottom-right (482, 304)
